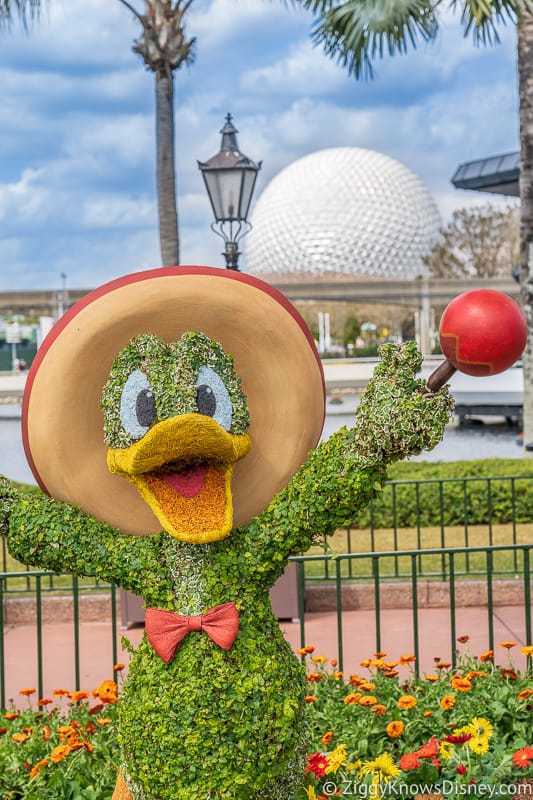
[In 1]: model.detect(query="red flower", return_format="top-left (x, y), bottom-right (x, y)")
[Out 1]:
top-left (305, 751), bottom-right (329, 778)
top-left (445, 733), bottom-right (473, 745)
top-left (417, 737), bottom-right (439, 759)
top-left (400, 752), bottom-right (421, 770)
top-left (457, 765), bottom-right (467, 775)
top-left (512, 746), bottom-right (533, 770)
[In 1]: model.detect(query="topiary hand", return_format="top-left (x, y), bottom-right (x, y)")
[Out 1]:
top-left (354, 341), bottom-right (454, 468)
top-left (0, 475), bottom-right (18, 534)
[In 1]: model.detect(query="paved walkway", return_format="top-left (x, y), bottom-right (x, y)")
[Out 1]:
top-left (3, 604), bottom-right (531, 708)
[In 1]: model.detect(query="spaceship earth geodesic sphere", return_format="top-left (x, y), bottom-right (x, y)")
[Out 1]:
top-left (244, 147), bottom-right (441, 279)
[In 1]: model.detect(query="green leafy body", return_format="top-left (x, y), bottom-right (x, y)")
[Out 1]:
top-left (0, 340), bottom-right (453, 800)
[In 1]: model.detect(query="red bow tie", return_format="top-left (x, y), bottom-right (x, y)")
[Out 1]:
top-left (145, 602), bottom-right (239, 663)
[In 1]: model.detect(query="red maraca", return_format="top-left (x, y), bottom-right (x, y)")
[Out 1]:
top-left (427, 289), bottom-right (527, 392)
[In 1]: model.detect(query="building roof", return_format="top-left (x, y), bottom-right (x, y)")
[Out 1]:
top-left (451, 151), bottom-right (519, 196)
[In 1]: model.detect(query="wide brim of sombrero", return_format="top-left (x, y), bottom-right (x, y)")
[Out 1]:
top-left (22, 266), bottom-right (325, 535)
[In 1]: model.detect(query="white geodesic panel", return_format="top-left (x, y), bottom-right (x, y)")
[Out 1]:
top-left (244, 148), bottom-right (441, 279)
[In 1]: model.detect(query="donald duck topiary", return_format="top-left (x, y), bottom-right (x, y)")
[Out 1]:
top-left (0, 267), bottom-right (453, 800)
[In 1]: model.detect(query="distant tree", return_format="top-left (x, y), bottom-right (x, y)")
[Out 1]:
top-left (423, 205), bottom-right (519, 280)
top-left (343, 314), bottom-right (361, 347)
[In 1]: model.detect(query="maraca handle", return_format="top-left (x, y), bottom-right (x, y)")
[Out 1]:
top-left (426, 360), bottom-right (457, 393)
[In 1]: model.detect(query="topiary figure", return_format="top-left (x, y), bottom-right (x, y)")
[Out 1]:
top-left (0, 268), bottom-right (453, 800)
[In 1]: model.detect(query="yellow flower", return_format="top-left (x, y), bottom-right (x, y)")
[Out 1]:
top-left (468, 736), bottom-right (490, 755)
top-left (397, 694), bottom-right (417, 710)
top-left (325, 744), bottom-right (348, 774)
top-left (311, 655), bottom-right (328, 664)
top-left (468, 717), bottom-right (494, 740)
top-left (303, 786), bottom-right (317, 800)
top-left (361, 753), bottom-right (401, 783)
top-left (520, 645), bottom-right (533, 657)
top-left (439, 741), bottom-right (455, 760)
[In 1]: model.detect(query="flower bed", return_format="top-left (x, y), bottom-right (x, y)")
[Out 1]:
top-left (299, 639), bottom-right (533, 799)
top-left (1, 644), bottom-right (532, 799)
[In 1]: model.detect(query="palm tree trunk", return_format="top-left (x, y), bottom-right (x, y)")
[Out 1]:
top-left (156, 68), bottom-right (179, 266)
top-left (518, 13), bottom-right (533, 452)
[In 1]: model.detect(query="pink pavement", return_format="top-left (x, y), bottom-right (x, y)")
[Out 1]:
top-left (2, 605), bottom-right (530, 709)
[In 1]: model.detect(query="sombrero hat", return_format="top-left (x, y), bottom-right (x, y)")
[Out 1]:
top-left (22, 266), bottom-right (325, 535)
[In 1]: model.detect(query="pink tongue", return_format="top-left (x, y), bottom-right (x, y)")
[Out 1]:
top-left (161, 465), bottom-right (208, 498)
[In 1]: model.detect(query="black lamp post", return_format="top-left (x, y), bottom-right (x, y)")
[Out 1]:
top-left (198, 113), bottom-right (261, 270)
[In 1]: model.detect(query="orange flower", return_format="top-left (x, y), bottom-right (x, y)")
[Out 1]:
top-left (359, 681), bottom-right (375, 692)
top-left (92, 680), bottom-right (118, 704)
top-left (12, 732), bottom-right (30, 743)
top-left (399, 654), bottom-right (416, 665)
top-left (3, 712), bottom-right (20, 720)
top-left (397, 694), bottom-right (417, 710)
top-left (372, 704), bottom-right (387, 716)
top-left (50, 745), bottom-right (70, 763)
top-left (52, 689), bottom-right (70, 697)
top-left (113, 663), bottom-right (125, 671)
top-left (330, 659), bottom-right (338, 667)
top-left (440, 694), bottom-right (456, 710)
top-left (69, 690), bottom-right (89, 703)
top-left (425, 675), bottom-right (438, 682)
top-left (42, 724), bottom-right (52, 741)
top-left (457, 635), bottom-right (470, 643)
top-left (333, 671), bottom-right (343, 681)
top-left (418, 737), bottom-right (439, 759)
top-left (374, 651), bottom-right (387, 658)
top-left (360, 659), bottom-right (372, 668)
top-left (29, 759), bottom-right (48, 779)
top-left (349, 675), bottom-right (365, 686)
top-left (479, 650), bottom-right (494, 662)
top-left (304, 695), bottom-right (317, 703)
top-left (450, 675), bottom-right (472, 692)
top-left (296, 645), bottom-right (315, 655)
top-left (311, 656), bottom-right (328, 664)
top-left (19, 688), bottom-right (36, 696)
top-left (435, 662), bottom-right (451, 670)
top-left (321, 731), bottom-right (334, 745)
top-left (359, 695), bottom-right (377, 706)
top-left (344, 693), bottom-right (361, 705)
top-left (386, 720), bottom-right (404, 738)
top-left (520, 645), bottom-right (533, 657)
top-left (306, 673), bottom-right (323, 683)
top-left (423, 710), bottom-right (433, 717)
top-left (518, 689), bottom-right (533, 700)
top-left (499, 641), bottom-right (517, 649)
top-left (384, 670), bottom-right (399, 678)
top-left (512, 746), bottom-right (533, 769)
top-left (37, 698), bottom-right (53, 706)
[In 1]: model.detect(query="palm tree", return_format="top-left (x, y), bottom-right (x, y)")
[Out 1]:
top-left (117, 1), bottom-right (195, 267)
top-left (303, 0), bottom-right (533, 448)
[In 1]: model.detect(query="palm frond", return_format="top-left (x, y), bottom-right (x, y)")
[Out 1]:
top-left (310, 0), bottom-right (438, 78)
top-left (0, 0), bottom-right (43, 30)
top-left (451, 0), bottom-right (529, 45)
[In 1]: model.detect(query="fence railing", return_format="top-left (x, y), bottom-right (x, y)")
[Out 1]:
top-left (1, 543), bottom-right (532, 709)
top-left (3, 474), bottom-right (533, 589)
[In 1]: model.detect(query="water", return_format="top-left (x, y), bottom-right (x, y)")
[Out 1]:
top-left (0, 397), bottom-right (524, 489)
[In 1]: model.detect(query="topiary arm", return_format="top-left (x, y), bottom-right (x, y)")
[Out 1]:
top-left (241, 342), bottom-right (454, 576)
top-left (0, 477), bottom-right (159, 594)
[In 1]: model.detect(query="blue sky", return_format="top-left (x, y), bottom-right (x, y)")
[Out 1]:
top-left (0, 0), bottom-right (520, 292)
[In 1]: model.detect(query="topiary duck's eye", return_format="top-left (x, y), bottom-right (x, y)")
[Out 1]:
top-left (195, 366), bottom-right (232, 431)
top-left (120, 370), bottom-right (157, 439)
